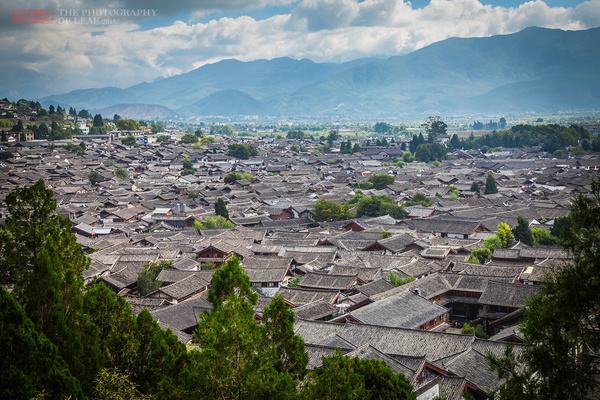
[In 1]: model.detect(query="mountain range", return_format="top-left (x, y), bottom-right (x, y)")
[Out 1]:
top-left (40, 27), bottom-right (600, 119)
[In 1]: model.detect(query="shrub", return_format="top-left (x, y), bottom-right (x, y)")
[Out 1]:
top-left (389, 272), bottom-right (415, 287)
top-left (461, 323), bottom-right (488, 339)
top-left (194, 216), bottom-right (235, 230)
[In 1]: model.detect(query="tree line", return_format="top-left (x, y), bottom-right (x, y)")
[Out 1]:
top-left (449, 124), bottom-right (599, 154)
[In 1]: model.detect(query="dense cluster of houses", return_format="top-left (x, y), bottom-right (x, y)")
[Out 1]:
top-left (1, 134), bottom-right (598, 400)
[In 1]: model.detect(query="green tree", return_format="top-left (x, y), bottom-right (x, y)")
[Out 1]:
top-left (156, 135), bottom-right (170, 143)
top-left (137, 260), bottom-right (170, 297)
top-left (263, 294), bottom-right (308, 380)
top-left (0, 288), bottom-right (83, 400)
top-left (191, 295), bottom-right (294, 400)
top-left (181, 133), bottom-right (199, 144)
top-left (497, 222), bottom-right (515, 248)
top-left (83, 283), bottom-right (137, 371)
top-left (302, 352), bottom-right (416, 400)
top-left (132, 310), bottom-right (188, 397)
top-left (194, 215), bottom-right (235, 230)
top-left (0, 180), bottom-right (102, 392)
top-left (228, 143), bottom-right (258, 159)
top-left (224, 171), bottom-right (254, 184)
top-left (12, 119), bottom-right (24, 132)
top-left (187, 257), bottom-right (295, 399)
top-left (374, 122), bottom-right (394, 134)
top-left (468, 247), bottom-right (493, 264)
top-left (352, 143), bottom-right (361, 154)
top-left (93, 368), bottom-right (151, 400)
top-left (314, 199), bottom-right (352, 222)
top-left (210, 124), bottom-right (234, 135)
top-left (93, 114), bottom-right (104, 127)
top-left (201, 135), bottom-right (216, 145)
top-left (368, 173), bottom-right (395, 189)
top-left (350, 193), bottom-right (406, 219)
top-left (422, 116), bottom-right (447, 142)
top-left (215, 197), bottom-right (229, 220)
top-left (389, 272), bottom-right (415, 287)
top-left (550, 215), bottom-right (572, 245)
top-left (89, 170), bottom-right (105, 185)
top-left (121, 135), bottom-right (136, 146)
top-left (182, 155), bottom-right (195, 175)
top-left (448, 133), bottom-right (461, 150)
top-left (484, 171), bottom-right (498, 194)
top-left (78, 109), bottom-right (90, 118)
top-left (207, 256), bottom-right (256, 307)
top-left (513, 217), bottom-right (533, 245)
top-left (461, 323), bottom-right (488, 339)
top-left (115, 167), bottom-right (128, 180)
top-left (470, 181), bottom-right (481, 194)
top-left (115, 119), bottom-right (141, 131)
top-left (405, 192), bottom-right (432, 207)
top-left (415, 143), bottom-right (447, 162)
top-left (531, 227), bottom-right (556, 245)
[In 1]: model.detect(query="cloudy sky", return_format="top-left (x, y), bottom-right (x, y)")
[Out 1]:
top-left (1, 0), bottom-right (599, 99)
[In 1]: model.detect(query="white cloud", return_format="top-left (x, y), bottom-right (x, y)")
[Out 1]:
top-left (2, 0), bottom-right (600, 97)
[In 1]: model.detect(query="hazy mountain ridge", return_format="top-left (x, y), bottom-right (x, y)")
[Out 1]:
top-left (40, 27), bottom-right (600, 117)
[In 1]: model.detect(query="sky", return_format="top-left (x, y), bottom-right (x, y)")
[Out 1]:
top-left (1, 0), bottom-right (599, 99)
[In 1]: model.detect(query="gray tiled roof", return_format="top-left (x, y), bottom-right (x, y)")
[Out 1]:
top-left (350, 291), bottom-right (448, 329)
top-left (478, 281), bottom-right (540, 308)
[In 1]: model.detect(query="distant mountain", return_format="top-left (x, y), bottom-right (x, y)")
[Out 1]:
top-left (177, 89), bottom-right (267, 116)
top-left (96, 104), bottom-right (175, 120)
top-left (40, 27), bottom-right (600, 117)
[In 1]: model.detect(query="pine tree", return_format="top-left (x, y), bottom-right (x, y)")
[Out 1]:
top-left (132, 310), bottom-right (188, 397)
top-left (470, 181), bottom-right (481, 194)
top-left (263, 294), bottom-right (308, 380)
top-left (484, 171), bottom-right (498, 194)
top-left (449, 133), bottom-right (461, 150)
top-left (513, 216), bottom-right (533, 245)
top-left (93, 114), bottom-right (104, 127)
top-left (0, 180), bottom-right (102, 392)
top-left (302, 352), bottom-right (416, 400)
top-left (0, 288), bottom-right (83, 400)
top-left (207, 256), bottom-right (257, 307)
top-left (83, 283), bottom-right (138, 370)
top-left (190, 257), bottom-right (295, 399)
top-left (215, 197), bottom-right (229, 219)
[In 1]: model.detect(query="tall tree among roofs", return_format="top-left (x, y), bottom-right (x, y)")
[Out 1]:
top-left (422, 116), bottom-right (447, 143)
top-left (190, 256), bottom-right (296, 399)
top-left (484, 171), bottom-right (498, 194)
top-left (263, 294), bottom-right (308, 380)
top-left (215, 197), bottom-right (229, 220)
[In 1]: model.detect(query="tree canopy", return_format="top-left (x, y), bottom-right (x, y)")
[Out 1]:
top-left (194, 215), bottom-right (235, 230)
top-left (485, 171), bottom-right (498, 194)
top-left (314, 199), bottom-right (352, 222)
top-left (302, 352), bottom-right (416, 400)
top-left (228, 143), bottom-right (258, 159)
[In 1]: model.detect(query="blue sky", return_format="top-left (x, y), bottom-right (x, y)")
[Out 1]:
top-left (1, 0), bottom-right (599, 98)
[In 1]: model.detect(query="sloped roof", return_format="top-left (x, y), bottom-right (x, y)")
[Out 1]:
top-left (350, 290), bottom-right (448, 329)
top-left (478, 281), bottom-right (541, 308)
